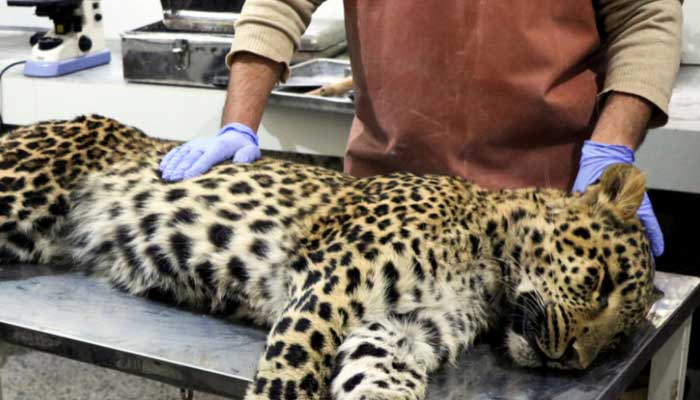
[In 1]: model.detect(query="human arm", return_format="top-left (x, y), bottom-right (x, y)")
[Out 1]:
top-left (160, 0), bottom-right (324, 180)
top-left (596, 0), bottom-right (683, 128)
top-left (221, 52), bottom-right (284, 129)
top-left (572, 0), bottom-right (683, 257)
top-left (573, 94), bottom-right (662, 256)
top-left (223, 0), bottom-right (327, 125)
top-left (158, 55), bottom-right (276, 181)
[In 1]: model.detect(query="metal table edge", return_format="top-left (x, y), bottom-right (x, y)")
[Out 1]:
top-left (596, 273), bottom-right (700, 400)
top-left (0, 314), bottom-right (252, 398)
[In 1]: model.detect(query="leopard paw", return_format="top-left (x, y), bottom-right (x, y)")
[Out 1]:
top-left (338, 388), bottom-right (417, 400)
top-left (334, 375), bottom-right (422, 400)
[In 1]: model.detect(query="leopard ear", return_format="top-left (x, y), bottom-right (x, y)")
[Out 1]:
top-left (580, 164), bottom-right (646, 220)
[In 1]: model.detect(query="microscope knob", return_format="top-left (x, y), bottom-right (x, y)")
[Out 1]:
top-left (38, 37), bottom-right (63, 51)
top-left (29, 32), bottom-right (45, 46)
top-left (79, 36), bottom-right (93, 52)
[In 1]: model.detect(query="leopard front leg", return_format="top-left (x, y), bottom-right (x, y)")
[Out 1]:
top-left (330, 312), bottom-right (470, 400)
top-left (245, 283), bottom-right (349, 400)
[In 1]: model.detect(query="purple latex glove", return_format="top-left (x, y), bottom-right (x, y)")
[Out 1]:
top-left (160, 123), bottom-right (260, 181)
top-left (572, 140), bottom-right (664, 257)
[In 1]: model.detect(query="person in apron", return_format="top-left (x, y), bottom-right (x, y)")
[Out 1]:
top-left (160, 0), bottom-right (683, 257)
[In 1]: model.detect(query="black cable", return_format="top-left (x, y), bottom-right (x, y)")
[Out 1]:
top-left (0, 60), bottom-right (27, 133)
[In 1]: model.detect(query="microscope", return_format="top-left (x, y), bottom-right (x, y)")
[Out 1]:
top-left (7, 0), bottom-right (110, 77)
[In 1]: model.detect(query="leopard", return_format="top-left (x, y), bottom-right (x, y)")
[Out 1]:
top-left (0, 115), bottom-right (660, 400)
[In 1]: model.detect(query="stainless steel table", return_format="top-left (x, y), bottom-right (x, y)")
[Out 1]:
top-left (0, 265), bottom-right (697, 400)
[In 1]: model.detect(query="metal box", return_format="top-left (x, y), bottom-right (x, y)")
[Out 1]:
top-left (121, 0), bottom-right (347, 88)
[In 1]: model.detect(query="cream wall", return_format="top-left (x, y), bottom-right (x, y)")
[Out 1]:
top-left (683, 1), bottom-right (700, 64)
top-left (0, 0), bottom-right (50, 29)
top-left (0, 0), bottom-right (344, 38)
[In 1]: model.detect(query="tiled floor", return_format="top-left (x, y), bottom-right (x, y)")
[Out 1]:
top-left (0, 345), bottom-right (228, 400)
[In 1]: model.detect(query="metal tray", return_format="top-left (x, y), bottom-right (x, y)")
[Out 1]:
top-left (269, 59), bottom-right (355, 114)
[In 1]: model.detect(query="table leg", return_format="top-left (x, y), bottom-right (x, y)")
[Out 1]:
top-left (0, 341), bottom-right (15, 400)
top-left (180, 388), bottom-right (194, 400)
top-left (648, 316), bottom-right (693, 400)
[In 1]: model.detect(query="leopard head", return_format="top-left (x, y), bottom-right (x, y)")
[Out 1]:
top-left (506, 164), bottom-right (660, 370)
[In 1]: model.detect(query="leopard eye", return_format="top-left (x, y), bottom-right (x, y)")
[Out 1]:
top-left (610, 332), bottom-right (627, 347)
top-left (596, 269), bottom-right (614, 310)
top-left (597, 294), bottom-right (608, 309)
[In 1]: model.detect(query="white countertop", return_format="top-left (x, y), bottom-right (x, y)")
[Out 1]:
top-left (2, 30), bottom-right (699, 193)
top-left (0, 31), bottom-right (354, 158)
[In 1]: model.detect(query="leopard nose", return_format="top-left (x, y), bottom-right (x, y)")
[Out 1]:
top-left (560, 339), bottom-right (584, 369)
top-left (571, 340), bottom-right (594, 369)
top-left (550, 339), bottom-right (590, 370)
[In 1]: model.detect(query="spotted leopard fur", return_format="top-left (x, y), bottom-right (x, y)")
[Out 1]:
top-left (0, 115), bottom-right (659, 400)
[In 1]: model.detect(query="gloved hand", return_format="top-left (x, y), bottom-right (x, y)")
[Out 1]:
top-left (160, 123), bottom-right (260, 181)
top-left (572, 140), bottom-right (664, 257)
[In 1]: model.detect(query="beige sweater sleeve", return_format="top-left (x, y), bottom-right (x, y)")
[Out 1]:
top-left (598, 0), bottom-right (683, 128)
top-left (226, 0), bottom-right (325, 81)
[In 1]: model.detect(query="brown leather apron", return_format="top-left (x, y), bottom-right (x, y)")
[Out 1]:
top-left (342, 1), bottom-right (603, 190)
